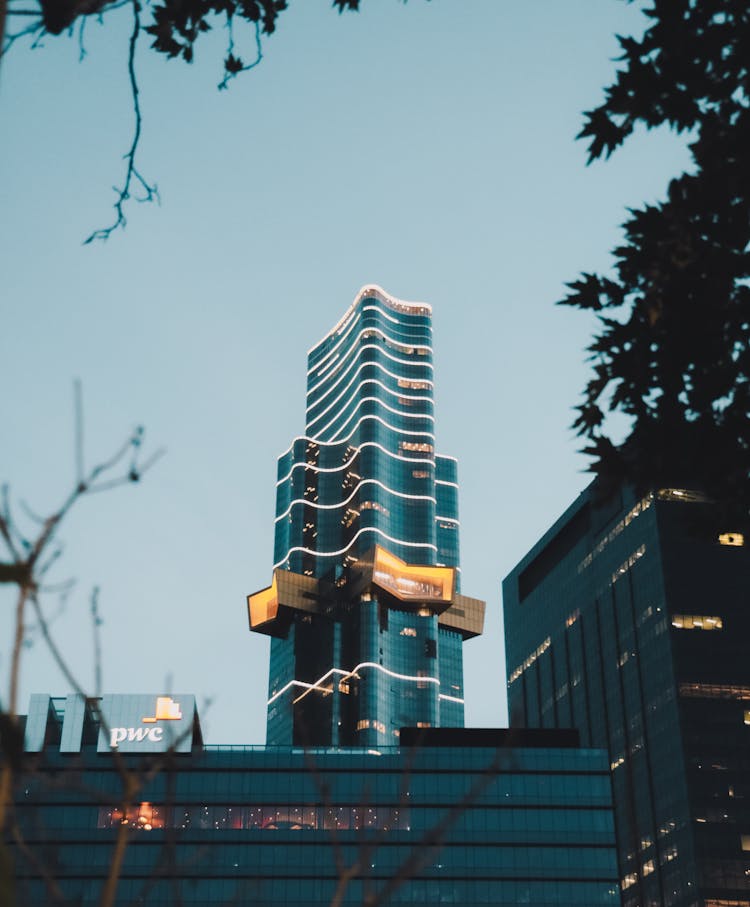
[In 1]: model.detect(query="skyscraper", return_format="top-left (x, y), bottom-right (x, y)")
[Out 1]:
top-left (248, 285), bottom-right (485, 747)
top-left (503, 482), bottom-right (750, 907)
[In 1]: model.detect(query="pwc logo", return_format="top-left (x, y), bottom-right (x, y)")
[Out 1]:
top-left (109, 697), bottom-right (183, 749)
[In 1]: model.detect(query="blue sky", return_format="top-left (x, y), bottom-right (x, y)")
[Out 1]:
top-left (0, 0), bottom-right (691, 742)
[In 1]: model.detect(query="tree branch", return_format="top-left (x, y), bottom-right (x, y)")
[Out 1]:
top-left (217, 15), bottom-right (262, 91)
top-left (84, 0), bottom-right (158, 243)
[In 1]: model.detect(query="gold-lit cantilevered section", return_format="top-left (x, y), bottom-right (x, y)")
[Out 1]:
top-left (248, 544), bottom-right (485, 640)
top-left (372, 546), bottom-right (455, 605)
top-left (247, 571), bottom-right (321, 636)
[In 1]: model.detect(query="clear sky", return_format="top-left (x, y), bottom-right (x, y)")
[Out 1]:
top-left (0, 0), bottom-right (691, 743)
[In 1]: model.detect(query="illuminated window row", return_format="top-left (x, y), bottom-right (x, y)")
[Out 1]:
top-left (508, 638), bottom-right (551, 685)
top-left (679, 683), bottom-right (750, 700)
top-left (98, 803), bottom-right (410, 832)
top-left (578, 494), bottom-right (652, 573)
top-left (399, 378), bottom-right (431, 390)
top-left (611, 544), bottom-right (646, 585)
top-left (357, 718), bottom-right (386, 733)
top-left (276, 441), bottom-right (436, 485)
top-left (273, 526), bottom-right (438, 570)
top-left (656, 488), bottom-right (710, 503)
top-left (719, 532), bottom-right (744, 547)
top-left (671, 614), bottom-right (723, 630)
top-left (274, 478), bottom-right (436, 522)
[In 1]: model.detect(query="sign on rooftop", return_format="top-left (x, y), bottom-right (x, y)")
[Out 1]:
top-left (97, 694), bottom-right (196, 753)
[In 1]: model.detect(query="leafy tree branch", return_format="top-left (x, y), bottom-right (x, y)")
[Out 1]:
top-left (562, 0), bottom-right (750, 521)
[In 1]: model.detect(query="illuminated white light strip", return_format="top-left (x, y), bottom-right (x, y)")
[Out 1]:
top-left (307, 373), bottom-right (432, 427)
top-left (312, 387), bottom-right (434, 437)
top-left (439, 693), bottom-right (465, 704)
top-left (307, 360), bottom-right (433, 423)
top-left (436, 516), bottom-right (460, 525)
top-left (273, 527), bottom-right (437, 569)
top-left (306, 284), bottom-right (433, 358)
top-left (274, 478), bottom-right (436, 522)
top-left (309, 310), bottom-right (361, 376)
top-left (276, 440), bottom-right (435, 484)
top-left (308, 363), bottom-right (433, 420)
top-left (268, 660), bottom-right (441, 707)
top-left (362, 302), bottom-right (434, 336)
top-left (362, 303), bottom-right (398, 324)
top-left (321, 413), bottom-right (435, 446)
top-left (316, 352), bottom-right (340, 378)
top-left (435, 480), bottom-right (459, 489)
top-left (316, 398), bottom-right (435, 444)
top-left (309, 324), bottom-right (432, 379)
top-left (307, 342), bottom-right (433, 399)
top-left (308, 345), bottom-right (432, 406)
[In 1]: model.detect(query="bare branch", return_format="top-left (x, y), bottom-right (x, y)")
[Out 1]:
top-left (9, 586), bottom-right (30, 714)
top-left (28, 592), bottom-right (87, 696)
top-left (18, 498), bottom-right (47, 526)
top-left (84, 0), bottom-right (158, 244)
top-left (0, 484), bottom-right (22, 561)
top-left (91, 586), bottom-right (103, 697)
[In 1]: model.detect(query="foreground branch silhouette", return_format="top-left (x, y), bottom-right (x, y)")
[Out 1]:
top-left (1, 0), bottom-right (429, 243)
top-left (0, 382), bottom-right (163, 837)
top-left (561, 0), bottom-right (750, 523)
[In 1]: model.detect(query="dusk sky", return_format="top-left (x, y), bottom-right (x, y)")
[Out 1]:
top-left (1, 0), bottom-right (692, 742)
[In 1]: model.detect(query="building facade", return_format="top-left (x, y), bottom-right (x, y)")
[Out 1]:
top-left (503, 483), bottom-right (750, 907)
top-left (248, 286), bottom-right (484, 747)
top-left (14, 693), bottom-right (621, 907)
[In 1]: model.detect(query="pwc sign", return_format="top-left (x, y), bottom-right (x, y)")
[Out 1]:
top-left (97, 694), bottom-right (196, 754)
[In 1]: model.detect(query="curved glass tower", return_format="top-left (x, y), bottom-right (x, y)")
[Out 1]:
top-left (248, 285), bottom-right (484, 747)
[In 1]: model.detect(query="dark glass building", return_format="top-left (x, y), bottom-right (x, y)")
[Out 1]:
top-left (503, 483), bottom-right (750, 907)
top-left (14, 693), bottom-right (621, 907)
top-left (248, 286), bottom-right (485, 747)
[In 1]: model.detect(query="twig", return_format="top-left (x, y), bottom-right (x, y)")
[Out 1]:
top-left (77, 14), bottom-right (86, 60)
top-left (9, 819), bottom-right (67, 903)
top-left (217, 15), bottom-right (263, 91)
top-left (9, 586), bottom-right (30, 715)
top-left (29, 592), bottom-right (87, 695)
top-left (1, 16), bottom-right (43, 56)
top-left (84, 0), bottom-right (158, 243)
top-left (91, 586), bottom-right (103, 697)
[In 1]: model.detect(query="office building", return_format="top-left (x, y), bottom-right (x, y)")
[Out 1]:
top-left (248, 286), bottom-right (485, 747)
top-left (503, 482), bottom-right (750, 907)
top-left (14, 693), bottom-right (621, 907)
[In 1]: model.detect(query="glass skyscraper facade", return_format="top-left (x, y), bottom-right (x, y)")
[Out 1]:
top-left (503, 482), bottom-right (750, 907)
top-left (14, 695), bottom-right (621, 907)
top-left (248, 286), bottom-right (485, 748)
